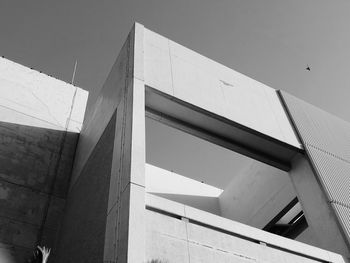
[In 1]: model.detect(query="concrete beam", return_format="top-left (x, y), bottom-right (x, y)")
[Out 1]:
top-left (289, 155), bottom-right (350, 257)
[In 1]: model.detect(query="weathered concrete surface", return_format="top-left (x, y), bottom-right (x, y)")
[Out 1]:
top-left (0, 57), bottom-right (85, 262)
top-left (56, 23), bottom-right (146, 263)
top-left (144, 28), bottom-right (301, 149)
top-left (55, 111), bottom-right (116, 263)
top-left (0, 57), bottom-right (88, 132)
top-left (145, 209), bottom-right (345, 263)
top-left (0, 121), bottom-right (78, 262)
top-left (0, 121), bottom-right (78, 197)
top-left (103, 23), bottom-right (146, 263)
top-left (146, 193), bottom-right (348, 263)
top-left (69, 25), bottom-right (135, 188)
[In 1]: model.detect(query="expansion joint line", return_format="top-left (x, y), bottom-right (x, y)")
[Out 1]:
top-left (182, 217), bottom-right (191, 263)
top-left (115, 36), bottom-right (131, 261)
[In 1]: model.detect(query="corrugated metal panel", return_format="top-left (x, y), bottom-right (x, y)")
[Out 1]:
top-left (307, 146), bottom-right (350, 205)
top-left (280, 91), bottom-right (350, 244)
top-left (332, 203), bottom-right (350, 245)
top-left (279, 92), bottom-right (350, 161)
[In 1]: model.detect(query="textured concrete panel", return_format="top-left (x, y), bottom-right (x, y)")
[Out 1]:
top-left (0, 180), bottom-right (47, 225)
top-left (0, 57), bottom-right (87, 132)
top-left (0, 121), bottom-right (78, 197)
top-left (280, 92), bottom-right (350, 161)
top-left (145, 210), bottom-right (189, 263)
top-left (55, 111), bottom-right (116, 263)
top-left (144, 28), bottom-right (301, 149)
top-left (0, 218), bottom-right (38, 248)
top-left (307, 146), bottom-right (350, 206)
top-left (110, 183), bottom-right (145, 263)
top-left (44, 197), bottom-right (66, 230)
top-left (144, 30), bottom-right (173, 95)
top-left (70, 26), bottom-right (134, 187)
top-left (281, 91), bottom-right (350, 253)
top-left (0, 120), bottom-right (78, 262)
top-left (145, 210), bottom-right (330, 263)
top-left (146, 194), bottom-right (345, 262)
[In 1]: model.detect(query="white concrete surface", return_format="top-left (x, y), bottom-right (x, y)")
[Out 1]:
top-left (218, 160), bottom-right (295, 227)
top-left (144, 28), bottom-right (301, 149)
top-left (145, 193), bottom-right (348, 263)
top-left (146, 164), bottom-right (223, 197)
top-left (0, 57), bottom-right (88, 132)
top-left (146, 163), bottom-right (222, 215)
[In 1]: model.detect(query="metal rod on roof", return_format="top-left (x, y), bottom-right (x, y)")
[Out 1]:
top-left (71, 60), bottom-right (78, 85)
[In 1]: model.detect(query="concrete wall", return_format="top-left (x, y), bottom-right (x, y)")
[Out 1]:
top-left (146, 210), bottom-right (318, 263)
top-left (55, 113), bottom-right (116, 263)
top-left (0, 57), bottom-right (87, 132)
top-left (0, 121), bottom-right (78, 263)
top-left (144, 28), bottom-right (301, 149)
top-left (0, 57), bottom-right (87, 262)
top-left (218, 160), bottom-right (296, 228)
top-left (145, 194), bottom-right (347, 263)
top-left (56, 23), bottom-right (146, 263)
top-left (146, 164), bottom-right (222, 215)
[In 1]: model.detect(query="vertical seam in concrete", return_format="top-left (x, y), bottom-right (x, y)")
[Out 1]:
top-left (264, 88), bottom-right (286, 142)
top-left (115, 34), bottom-right (132, 261)
top-left (276, 90), bottom-right (303, 148)
top-left (184, 220), bottom-right (191, 263)
top-left (167, 39), bottom-right (175, 96)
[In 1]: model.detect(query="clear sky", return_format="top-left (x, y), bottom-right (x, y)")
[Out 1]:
top-left (1, 0), bottom-right (350, 123)
top-left (1, 0), bottom-right (349, 122)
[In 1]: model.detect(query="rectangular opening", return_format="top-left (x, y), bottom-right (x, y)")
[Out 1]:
top-left (145, 116), bottom-right (310, 242)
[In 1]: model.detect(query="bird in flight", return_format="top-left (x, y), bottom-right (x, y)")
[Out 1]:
top-left (306, 65), bottom-right (311, 71)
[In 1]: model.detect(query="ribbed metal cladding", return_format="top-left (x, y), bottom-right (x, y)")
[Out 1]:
top-left (279, 91), bottom-right (350, 244)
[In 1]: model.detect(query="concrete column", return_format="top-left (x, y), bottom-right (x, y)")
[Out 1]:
top-left (289, 154), bottom-right (350, 257)
top-left (103, 23), bottom-right (146, 263)
top-left (55, 23), bottom-right (146, 263)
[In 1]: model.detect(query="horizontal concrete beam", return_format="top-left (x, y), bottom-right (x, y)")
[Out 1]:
top-left (144, 27), bottom-right (302, 150)
top-left (145, 193), bottom-right (347, 263)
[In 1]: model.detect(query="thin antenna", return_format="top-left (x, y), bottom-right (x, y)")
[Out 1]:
top-left (71, 60), bottom-right (78, 85)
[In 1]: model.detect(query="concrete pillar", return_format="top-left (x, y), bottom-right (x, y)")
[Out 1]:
top-left (55, 23), bottom-right (146, 263)
top-left (103, 23), bottom-right (146, 263)
top-left (289, 154), bottom-right (350, 257)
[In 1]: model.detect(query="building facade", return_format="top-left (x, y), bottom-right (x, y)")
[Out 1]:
top-left (0, 23), bottom-right (349, 263)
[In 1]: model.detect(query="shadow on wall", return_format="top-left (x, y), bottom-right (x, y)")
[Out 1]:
top-left (0, 121), bottom-right (79, 263)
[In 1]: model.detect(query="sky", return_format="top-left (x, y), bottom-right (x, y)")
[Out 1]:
top-left (1, 0), bottom-right (349, 122)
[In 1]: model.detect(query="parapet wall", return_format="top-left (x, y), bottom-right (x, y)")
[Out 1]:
top-left (0, 57), bottom-right (88, 262)
top-left (0, 57), bottom-right (88, 132)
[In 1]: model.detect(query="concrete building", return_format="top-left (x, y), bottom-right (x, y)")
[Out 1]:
top-left (0, 23), bottom-right (349, 262)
